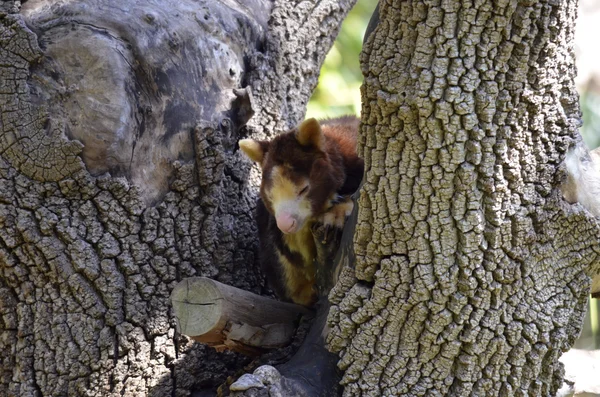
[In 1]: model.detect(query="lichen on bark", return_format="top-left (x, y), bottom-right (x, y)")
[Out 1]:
top-left (328, 1), bottom-right (600, 396)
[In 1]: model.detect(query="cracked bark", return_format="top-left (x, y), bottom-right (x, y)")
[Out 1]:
top-left (327, 1), bottom-right (600, 396)
top-left (0, 0), bottom-right (354, 395)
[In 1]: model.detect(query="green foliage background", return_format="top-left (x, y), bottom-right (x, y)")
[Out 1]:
top-left (306, 0), bottom-right (377, 119)
top-left (581, 92), bottom-right (600, 149)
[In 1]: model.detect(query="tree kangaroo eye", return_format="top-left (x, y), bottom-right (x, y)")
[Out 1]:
top-left (299, 185), bottom-right (309, 196)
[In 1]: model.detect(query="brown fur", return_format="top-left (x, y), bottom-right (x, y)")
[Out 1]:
top-left (240, 116), bottom-right (363, 306)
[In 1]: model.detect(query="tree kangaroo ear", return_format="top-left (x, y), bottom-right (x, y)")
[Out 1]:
top-left (239, 139), bottom-right (269, 164)
top-left (296, 118), bottom-right (325, 151)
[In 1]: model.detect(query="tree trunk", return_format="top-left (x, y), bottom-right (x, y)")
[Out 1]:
top-left (0, 0), bottom-right (354, 395)
top-left (327, 0), bottom-right (600, 396)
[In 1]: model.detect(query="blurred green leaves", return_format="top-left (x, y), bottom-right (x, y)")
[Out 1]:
top-left (306, 0), bottom-right (377, 119)
top-left (581, 92), bottom-right (600, 149)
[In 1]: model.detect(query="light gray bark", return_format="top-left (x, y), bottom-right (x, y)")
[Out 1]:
top-left (328, 1), bottom-right (600, 396)
top-left (0, 0), bottom-right (354, 395)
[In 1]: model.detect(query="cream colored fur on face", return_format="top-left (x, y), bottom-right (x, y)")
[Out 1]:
top-left (266, 166), bottom-right (312, 231)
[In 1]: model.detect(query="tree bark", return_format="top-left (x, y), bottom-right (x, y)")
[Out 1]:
top-left (0, 0), bottom-right (354, 395)
top-left (327, 1), bottom-right (600, 396)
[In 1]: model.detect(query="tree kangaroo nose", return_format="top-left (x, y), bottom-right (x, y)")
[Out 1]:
top-left (276, 213), bottom-right (298, 234)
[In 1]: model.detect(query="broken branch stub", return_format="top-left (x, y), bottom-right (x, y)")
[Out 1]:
top-left (171, 277), bottom-right (312, 355)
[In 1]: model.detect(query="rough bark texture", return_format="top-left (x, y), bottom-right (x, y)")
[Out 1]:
top-left (0, 0), bottom-right (354, 395)
top-left (328, 1), bottom-right (600, 396)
